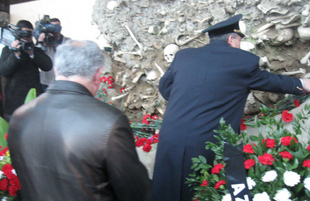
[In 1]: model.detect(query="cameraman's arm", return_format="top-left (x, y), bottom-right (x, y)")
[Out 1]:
top-left (0, 46), bottom-right (22, 78)
top-left (32, 47), bottom-right (53, 71)
top-left (37, 33), bottom-right (47, 48)
top-left (11, 40), bottom-right (21, 58)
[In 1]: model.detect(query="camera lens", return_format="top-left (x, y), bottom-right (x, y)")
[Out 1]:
top-left (21, 41), bottom-right (34, 51)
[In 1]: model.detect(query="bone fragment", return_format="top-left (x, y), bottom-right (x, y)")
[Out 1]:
top-left (175, 33), bottom-right (203, 46)
top-left (300, 51), bottom-right (310, 66)
top-left (281, 68), bottom-right (306, 76)
top-left (155, 63), bottom-right (165, 76)
top-left (124, 24), bottom-right (143, 50)
top-left (111, 93), bottom-right (129, 101)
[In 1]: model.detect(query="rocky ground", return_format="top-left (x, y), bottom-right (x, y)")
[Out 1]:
top-left (92, 0), bottom-right (310, 122)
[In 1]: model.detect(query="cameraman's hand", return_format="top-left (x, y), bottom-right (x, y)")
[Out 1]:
top-left (38, 33), bottom-right (46, 45)
top-left (11, 40), bottom-right (21, 57)
top-left (19, 38), bottom-right (34, 57)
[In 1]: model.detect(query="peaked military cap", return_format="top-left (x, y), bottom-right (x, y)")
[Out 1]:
top-left (202, 14), bottom-right (245, 38)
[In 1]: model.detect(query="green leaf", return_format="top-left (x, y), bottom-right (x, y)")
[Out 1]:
top-left (24, 88), bottom-right (37, 104)
top-left (0, 117), bottom-right (8, 148)
top-left (198, 155), bottom-right (207, 164)
top-left (250, 135), bottom-right (258, 142)
top-left (192, 157), bottom-right (201, 163)
top-left (294, 182), bottom-right (304, 194)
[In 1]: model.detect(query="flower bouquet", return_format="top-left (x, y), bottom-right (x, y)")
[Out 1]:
top-left (132, 114), bottom-right (161, 152)
top-left (0, 89), bottom-right (36, 200)
top-left (187, 104), bottom-right (310, 201)
top-left (0, 118), bottom-right (21, 200)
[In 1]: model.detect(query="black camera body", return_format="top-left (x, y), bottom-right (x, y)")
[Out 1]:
top-left (0, 24), bottom-right (34, 52)
top-left (34, 15), bottom-right (61, 45)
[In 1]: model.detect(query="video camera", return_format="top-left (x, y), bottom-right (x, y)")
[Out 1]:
top-left (0, 24), bottom-right (34, 52)
top-left (34, 15), bottom-right (61, 45)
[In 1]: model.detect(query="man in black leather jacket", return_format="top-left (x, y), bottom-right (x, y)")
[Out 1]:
top-left (7, 40), bottom-right (152, 201)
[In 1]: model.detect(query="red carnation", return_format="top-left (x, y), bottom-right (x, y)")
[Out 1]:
top-left (243, 144), bottom-right (255, 154)
top-left (8, 184), bottom-right (19, 196)
top-left (152, 115), bottom-right (158, 120)
top-left (215, 180), bottom-right (226, 189)
top-left (120, 87), bottom-right (126, 93)
top-left (8, 174), bottom-right (21, 190)
top-left (240, 118), bottom-right (247, 130)
top-left (135, 139), bottom-right (145, 147)
top-left (100, 76), bottom-right (107, 83)
top-left (0, 147), bottom-right (9, 156)
top-left (102, 88), bottom-right (107, 95)
top-left (279, 151), bottom-right (293, 160)
top-left (240, 123), bottom-right (247, 131)
top-left (0, 178), bottom-right (8, 191)
top-left (4, 133), bottom-right (8, 140)
top-left (282, 110), bottom-right (293, 122)
top-left (303, 159), bottom-right (310, 169)
top-left (258, 153), bottom-right (275, 165)
top-left (244, 159), bottom-right (255, 169)
top-left (142, 144), bottom-right (152, 152)
top-left (107, 82), bottom-right (113, 89)
top-left (146, 139), bottom-right (153, 145)
top-left (107, 76), bottom-right (114, 82)
top-left (211, 164), bottom-right (224, 174)
top-left (2, 164), bottom-right (13, 175)
top-left (262, 138), bottom-right (276, 148)
top-left (293, 99), bottom-right (300, 107)
top-left (142, 114), bottom-right (152, 124)
top-left (100, 76), bottom-right (114, 84)
top-left (307, 145), bottom-right (310, 151)
top-left (281, 136), bottom-right (298, 146)
top-left (200, 180), bottom-right (208, 186)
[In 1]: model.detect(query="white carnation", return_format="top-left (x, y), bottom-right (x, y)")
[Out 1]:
top-left (1, 197), bottom-right (8, 201)
top-left (11, 169), bottom-right (17, 175)
top-left (262, 170), bottom-right (278, 182)
top-left (253, 192), bottom-right (271, 201)
top-left (274, 188), bottom-right (292, 201)
top-left (221, 194), bottom-right (232, 201)
top-left (0, 171), bottom-right (3, 179)
top-left (283, 171), bottom-right (300, 187)
top-left (304, 177), bottom-right (310, 191)
top-left (246, 177), bottom-right (256, 190)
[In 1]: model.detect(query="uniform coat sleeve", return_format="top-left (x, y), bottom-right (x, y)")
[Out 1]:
top-left (248, 62), bottom-right (303, 95)
top-left (159, 60), bottom-right (175, 101)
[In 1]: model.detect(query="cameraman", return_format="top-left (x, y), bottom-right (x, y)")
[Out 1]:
top-left (37, 18), bottom-right (70, 91)
top-left (0, 20), bottom-right (52, 121)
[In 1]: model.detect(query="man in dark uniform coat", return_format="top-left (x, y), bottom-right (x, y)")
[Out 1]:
top-left (151, 14), bottom-right (310, 201)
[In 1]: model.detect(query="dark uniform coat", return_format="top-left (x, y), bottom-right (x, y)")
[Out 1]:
top-left (0, 46), bottom-right (52, 115)
top-left (8, 81), bottom-right (152, 201)
top-left (151, 40), bottom-right (303, 201)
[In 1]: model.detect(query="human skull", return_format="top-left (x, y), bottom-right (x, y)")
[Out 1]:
top-left (164, 44), bottom-right (180, 63)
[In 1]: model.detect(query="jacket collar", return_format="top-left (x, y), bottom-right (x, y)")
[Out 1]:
top-left (46, 80), bottom-right (93, 97)
top-left (209, 40), bottom-right (230, 46)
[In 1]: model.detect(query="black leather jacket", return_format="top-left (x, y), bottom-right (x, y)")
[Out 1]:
top-left (8, 81), bottom-right (152, 201)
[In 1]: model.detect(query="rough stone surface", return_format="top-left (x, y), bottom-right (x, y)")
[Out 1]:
top-left (92, 0), bottom-right (310, 121)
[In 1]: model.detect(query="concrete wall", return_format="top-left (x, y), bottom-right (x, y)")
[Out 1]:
top-left (9, 0), bottom-right (104, 46)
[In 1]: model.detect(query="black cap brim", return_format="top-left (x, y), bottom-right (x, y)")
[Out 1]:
top-left (202, 14), bottom-right (245, 38)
